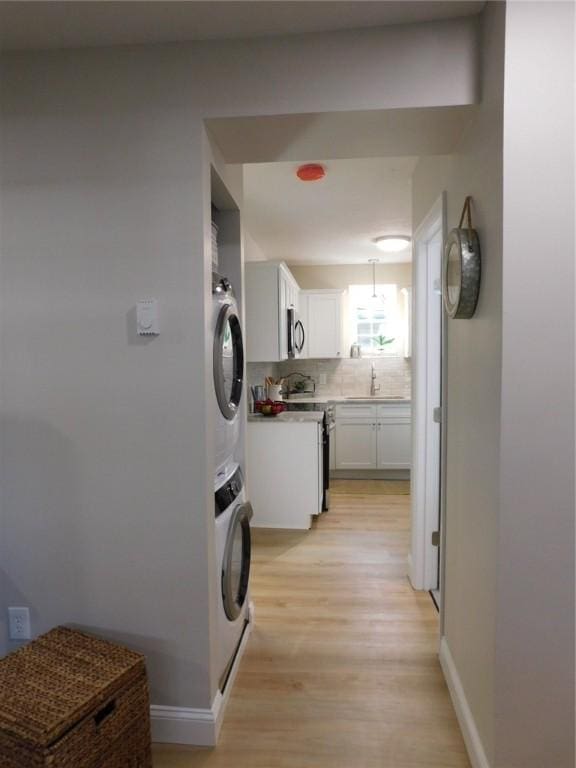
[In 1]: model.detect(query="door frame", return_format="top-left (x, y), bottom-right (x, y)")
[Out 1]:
top-left (409, 193), bottom-right (446, 600)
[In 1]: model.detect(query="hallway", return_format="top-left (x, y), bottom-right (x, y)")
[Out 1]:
top-left (153, 482), bottom-right (470, 767)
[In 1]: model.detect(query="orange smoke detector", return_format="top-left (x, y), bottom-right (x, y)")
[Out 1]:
top-left (296, 163), bottom-right (326, 182)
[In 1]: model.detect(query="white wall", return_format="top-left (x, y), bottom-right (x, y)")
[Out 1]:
top-left (414, 3), bottom-right (575, 766)
top-left (496, 3), bottom-right (575, 766)
top-left (0, 15), bottom-right (480, 717)
top-left (0, 91), bottom-right (216, 707)
top-left (412, 3), bottom-right (504, 761)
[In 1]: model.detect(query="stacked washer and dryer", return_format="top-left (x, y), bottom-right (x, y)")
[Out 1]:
top-left (211, 269), bottom-right (253, 692)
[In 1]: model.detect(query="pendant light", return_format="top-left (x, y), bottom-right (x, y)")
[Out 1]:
top-left (369, 258), bottom-right (379, 299)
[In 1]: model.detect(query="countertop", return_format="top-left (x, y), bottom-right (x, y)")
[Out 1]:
top-left (280, 396), bottom-right (411, 405)
top-left (248, 411), bottom-right (324, 424)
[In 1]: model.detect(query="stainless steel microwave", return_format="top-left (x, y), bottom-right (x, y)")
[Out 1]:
top-left (287, 307), bottom-right (305, 358)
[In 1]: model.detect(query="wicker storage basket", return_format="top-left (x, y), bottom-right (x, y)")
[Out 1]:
top-left (0, 626), bottom-right (152, 767)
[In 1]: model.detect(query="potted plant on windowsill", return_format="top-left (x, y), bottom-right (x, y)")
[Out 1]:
top-left (373, 335), bottom-right (395, 353)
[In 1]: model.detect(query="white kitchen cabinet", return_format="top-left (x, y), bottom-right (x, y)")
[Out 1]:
top-left (334, 419), bottom-right (377, 469)
top-left (247, 418), bottom-right (322, 528)
top-left (300, 290), bottom-right (346, 359)
top-left (245, 262), bottom-right (300, 362)
top-left (334, 403), bottom-right (411, 471)
top-left (376, 422), bottom-right (411, 469)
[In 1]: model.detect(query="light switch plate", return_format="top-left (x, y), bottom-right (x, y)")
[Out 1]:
top-left (136, 299), bottom-right (159, 335)
top-left (8, 607), bottom-right (31, 640)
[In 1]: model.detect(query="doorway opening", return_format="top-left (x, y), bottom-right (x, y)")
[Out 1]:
top-left (192, 108), bottom-right (466, 767)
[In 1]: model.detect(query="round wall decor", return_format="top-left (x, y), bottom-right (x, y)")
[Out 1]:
top-left (443, 196), bottom-right (481, 319)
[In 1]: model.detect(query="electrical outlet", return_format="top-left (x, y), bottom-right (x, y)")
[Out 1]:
top-left (8, 607), bottom-right (31, 640)
top-left (319, 373), bottom-right (327, 386)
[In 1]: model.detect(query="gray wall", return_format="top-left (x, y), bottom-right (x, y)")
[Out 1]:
top-left (496, 3), bottom-right (575, 766)
top-left (414, 3), bottom-right (575, 765)
top-left (412, 4), bottom-right (504, 760)
top-left (0, 81), bottom-right (215, 707)
top-left (0, 17), bottom-right (480, 711)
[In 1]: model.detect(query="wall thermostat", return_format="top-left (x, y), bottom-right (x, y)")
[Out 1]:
top-left (136, 299), bottom-right (159, 335)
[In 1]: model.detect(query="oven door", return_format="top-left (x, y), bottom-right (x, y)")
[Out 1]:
top-left (323, 420), bottom-right (334, 511)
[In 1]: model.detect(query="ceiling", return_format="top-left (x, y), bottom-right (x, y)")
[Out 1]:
top-left (243, 157), bottom-right (417, 266)
top-left (0, 1), bottom-right (485, 51)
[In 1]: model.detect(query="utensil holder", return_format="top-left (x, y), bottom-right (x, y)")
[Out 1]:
top-left (267, 384), bottom-right (283, 401)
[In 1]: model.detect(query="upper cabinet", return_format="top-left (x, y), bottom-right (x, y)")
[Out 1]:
top-left (245, 262), bottom-right (300, 362)
top-left (300, 290), bottom-right (347, 359)
top-left (245, 268), bottom-right (347, 362)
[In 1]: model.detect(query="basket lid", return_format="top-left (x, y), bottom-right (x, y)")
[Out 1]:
top-left (0, 626), bottom-right (146, 747)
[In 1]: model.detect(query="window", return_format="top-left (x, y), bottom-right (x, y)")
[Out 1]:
top-left (349, 284), bottom-right (400, 356)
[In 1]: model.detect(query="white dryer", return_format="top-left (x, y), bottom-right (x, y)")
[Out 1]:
top-left (212, 274), bottom-right (244, 477)
top-left (214, 463), bottom-right (252, 690)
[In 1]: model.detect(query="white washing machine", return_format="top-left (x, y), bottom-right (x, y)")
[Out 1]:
top-left (212, 273), bottom-right (244, 477)
top-left (214, 463), bottom-right (252, 690)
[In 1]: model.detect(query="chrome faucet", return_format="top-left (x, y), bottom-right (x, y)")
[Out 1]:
top-left (370, 362), bottom-right (380, 396)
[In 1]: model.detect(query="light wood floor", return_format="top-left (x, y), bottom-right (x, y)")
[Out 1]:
top-left (153, 481), bottom-right (470, 768)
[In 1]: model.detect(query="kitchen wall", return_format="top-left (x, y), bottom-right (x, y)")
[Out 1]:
top-left (276, 262), bottom-right (412, 397)
top-left (0, 14), bottom-right (480, 727)
top-left (277, 357), bottom-right (410, 399)
top-left (247, 362), bottom-right (279, 390)
top-left (289, 262), bottom-right (411, 291)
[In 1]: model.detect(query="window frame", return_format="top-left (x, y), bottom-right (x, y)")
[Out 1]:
top-left (348, 283), bottom-right (401, 357)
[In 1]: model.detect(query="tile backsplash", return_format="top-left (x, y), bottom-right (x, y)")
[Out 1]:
top-left (247, 357), bottom-right (411, 399)
top-left (247, 362), bottom-right (280, 389)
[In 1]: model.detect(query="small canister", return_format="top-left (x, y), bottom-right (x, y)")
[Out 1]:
top-left (350, 343), bottom-right (362, 358)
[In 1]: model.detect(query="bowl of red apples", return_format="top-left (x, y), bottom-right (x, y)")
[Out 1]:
top-left (256, 399), bottom-right (286, 417)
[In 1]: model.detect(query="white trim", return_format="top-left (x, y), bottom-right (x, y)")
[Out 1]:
top-left (151, 612), bottom-right (253, 746)
top-left (410, 194), bottom-right (445, 592)
top-left (150, 699), bottom-right (221, 747)
top-left (439, 637), bottom-right (491, 768)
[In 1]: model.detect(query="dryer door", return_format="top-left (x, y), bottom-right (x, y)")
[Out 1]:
top-left (222, 502), bottom-right (253, 621)
top-left (214, 302), bottom-right (244, 420)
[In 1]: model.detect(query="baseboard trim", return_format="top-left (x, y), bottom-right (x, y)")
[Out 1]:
top-left (150, 699), bottom-right (220, 747)
top-left (439, 637), bottom-right (491, 768)
top-left (330, 469), bottom-right (410, 480)
top-left (151, 608), bottom-right (253, 746)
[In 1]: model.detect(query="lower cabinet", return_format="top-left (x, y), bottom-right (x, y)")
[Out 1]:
top-left (376, 421), bottom-right (412, 469)
top-left (247, 419), bottom-right (322, 529)
top-left (334, 420), bottom-right (377, 469)
top-left (334, 404), bottom-right (411, 470)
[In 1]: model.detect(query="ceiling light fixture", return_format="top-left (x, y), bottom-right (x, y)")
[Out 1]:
top-left (373, 235), bottom-right (411, 253)
top-left (296, 163), bottom-right (326, 182)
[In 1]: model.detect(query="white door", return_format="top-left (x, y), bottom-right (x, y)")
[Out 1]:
top-left (307, 294), bottom-right (341, 358)
top-left (410, 194), bottom-right (444, 601)
top-left (377, 421), bottom-right (412, 469)
top-left (334, 420), bottom-right (377, 469)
